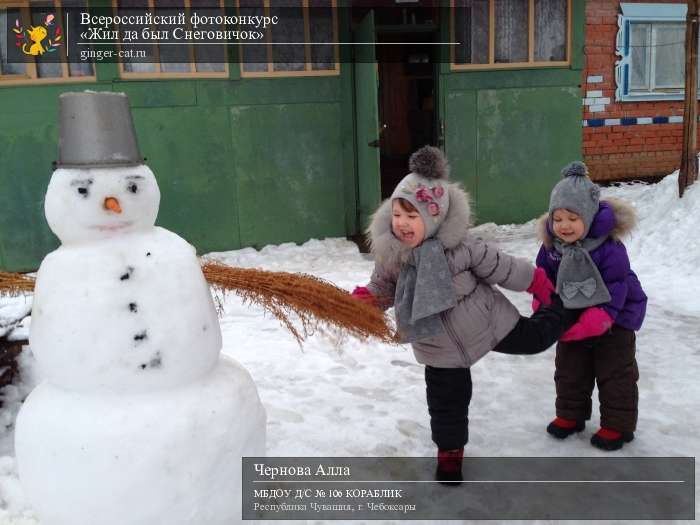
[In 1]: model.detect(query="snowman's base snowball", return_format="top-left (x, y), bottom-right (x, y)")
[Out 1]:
top-left (15, 356), bottom-right (266, 525)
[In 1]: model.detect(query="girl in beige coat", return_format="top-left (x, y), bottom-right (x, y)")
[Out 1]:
top-left (352, 146), bottom-right (578, 483)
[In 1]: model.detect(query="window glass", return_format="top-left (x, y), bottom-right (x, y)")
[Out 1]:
top-left (191, 0), bottom-right (225, 72)
top-left (627, 22), bottom-right (684, 94)
top-left (535, 0), bottom-right (566, 61)
top-left (453, 0), bottom-right (489, 65)
top-left (1, 0), bottom-right (96, 81)
top-left (115, 0), bottom-right (228, 76)
top-left (118, 0), bottom-right (157, 73)
top-left (1, 7), bottom-right (27, 75)
top-left (270, 0), bottom-right (304, 72)
top-left (238, 0), bottom-right (338, 76)
top-left (309, 0), bottom-right (334, 70)
top-left (494, 0), bottom-right (528, 63)
top-left (653, 23), bottom-right (684, 90)
top-left (239, 0), bottom-right (267, 74)
top-left (31, 1), bottom-right (62, 78)
top-left (629, 23), bottom-right (651, 92)
top-left (616, 2), bottom-right (695, 100)
top-left (64, 0), bottom-right (94, 76)
top-left (155, 0), bottom-right (191, 73)
top-left (452, 0), bottom-right (568, 69)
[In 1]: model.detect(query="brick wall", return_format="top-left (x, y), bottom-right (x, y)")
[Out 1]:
top-left (583, 0), bottom-right (692, 181)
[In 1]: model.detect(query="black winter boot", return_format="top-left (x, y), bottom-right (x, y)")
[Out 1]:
top-left (435, 448), bottom-right (463, 485)
top-left (590, 428), bottom-right (634, 451)
top-left (529, 294), bottom-right (581, 349)
top-left (546, 417), bottom-right (585, 439)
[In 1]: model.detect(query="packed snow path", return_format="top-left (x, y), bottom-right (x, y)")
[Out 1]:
top-left (1, 174), bottom-right (698, 524)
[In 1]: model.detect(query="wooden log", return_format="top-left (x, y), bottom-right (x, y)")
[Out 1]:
top-left (680, 0), bottom-right (700, 197)
top-left (0, 338), bottom-right (27, 403)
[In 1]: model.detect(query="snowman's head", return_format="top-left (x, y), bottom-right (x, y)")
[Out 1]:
top-left (45, 165), bottom-right (160, 245)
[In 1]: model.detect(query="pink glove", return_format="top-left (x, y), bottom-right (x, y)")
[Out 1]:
top-left (560, 307), bottom-right (613, 342)
top-left (527, 267), bottom-right (554, 307)
top-left (351, 286), bottom-right (378, 308)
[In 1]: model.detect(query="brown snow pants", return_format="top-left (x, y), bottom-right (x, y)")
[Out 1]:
top-left (554, 325), bottom-right (638, 433)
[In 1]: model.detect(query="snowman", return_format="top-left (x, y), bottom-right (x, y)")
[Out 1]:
top-left (15, 91), bottom-right (266, 525)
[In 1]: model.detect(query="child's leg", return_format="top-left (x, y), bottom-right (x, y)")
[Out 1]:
top-left (424, 366), bottom-right (472, 449)
top-left (555, 339), bottom-right (596, 422)
top-left (492, 296), bottom-right (580, 355)
top-left (594, 327), bottom-right (639, 433)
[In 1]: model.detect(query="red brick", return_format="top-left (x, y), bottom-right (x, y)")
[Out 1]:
top-left (582, 0), bottom-right (692, 180)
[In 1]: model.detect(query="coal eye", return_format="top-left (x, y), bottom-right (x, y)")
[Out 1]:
top-left (77, 187), bottom-right (89, 197)
top-left (128, 183), bottom-right (138, 194)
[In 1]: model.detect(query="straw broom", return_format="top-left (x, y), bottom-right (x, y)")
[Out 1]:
top-left (202, 262), bottom-right (396, 345)
top-left (0, 271), bottom-right (34, 295)
top-left (0, 264), bottom-right (398, 346)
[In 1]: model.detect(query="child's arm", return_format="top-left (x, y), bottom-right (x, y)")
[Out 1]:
top-left (352, 264), bottom-right (396, 310)
top-left (457, 238), bottom-right (535, 291)
top-left (560, 308), bottom-right (612, 341)
top-left (596, 242), bottom-right (631, 321)
top-left (530, 245), bottom-right (558, 310)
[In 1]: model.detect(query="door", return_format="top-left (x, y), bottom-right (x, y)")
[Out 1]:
top-left (353, 10), bottom-right (381, 230)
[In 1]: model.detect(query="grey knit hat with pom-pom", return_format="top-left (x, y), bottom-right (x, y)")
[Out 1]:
top-left (390, 145), bottom-right (450, 240)
top-left (549, 161), bottom-right (600, 237)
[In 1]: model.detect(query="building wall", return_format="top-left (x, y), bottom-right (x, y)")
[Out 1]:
top-left (0, 4), bottom-right (587, 271)
top-left (0, 8), bottom-right (358, 273)
top-left (0, 75), bottom-right (356, 272)
top-left (583, 0), bottom-right (692, 181)
top-left (440, 1), bottom-right (586, 225)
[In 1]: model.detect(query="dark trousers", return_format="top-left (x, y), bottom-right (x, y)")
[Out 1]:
top-left (425, 298), bottom-right (579, 449)
top-left (425, 366), bottom-right (472, 450)
top-left (494, 299), bottom-right (580, 356)
top-left (554, 326), bottom-right (638, 432)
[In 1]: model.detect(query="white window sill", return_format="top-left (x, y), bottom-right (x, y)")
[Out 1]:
top-left (619, 92), bottom-right (697, 102)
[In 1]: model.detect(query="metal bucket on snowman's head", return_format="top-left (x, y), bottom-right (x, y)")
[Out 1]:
top-left (56, 91), bottom-right (145, 169)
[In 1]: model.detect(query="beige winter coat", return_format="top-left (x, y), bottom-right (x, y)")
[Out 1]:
top-left (366, 184), bottom-right (535, 368)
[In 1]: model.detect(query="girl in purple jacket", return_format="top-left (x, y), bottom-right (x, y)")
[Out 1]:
top-left (536, 161), bottom-right (647, 451)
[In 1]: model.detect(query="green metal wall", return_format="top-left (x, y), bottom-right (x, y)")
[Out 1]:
top-left (0, 14), bottom-right (357, 272)
top-left (0, 77), bottom-right (355, 271)
top-left (439, 0), bottom-right (585, 225)
top-left (0, 3), bottom-right (585, 271)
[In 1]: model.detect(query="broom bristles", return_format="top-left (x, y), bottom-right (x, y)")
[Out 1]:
top-left (0, 265), bottom-right (399, 346)
top-left (201, 262), bottom-right (398, 346)
top-left (0, 271), bottom-right (35, 295)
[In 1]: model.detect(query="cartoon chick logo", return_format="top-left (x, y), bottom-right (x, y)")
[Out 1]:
top-left (13, 13), bottom-right (62, 56)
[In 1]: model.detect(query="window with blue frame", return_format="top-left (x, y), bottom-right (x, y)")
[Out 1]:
top-left (616, 2), bottom-right (698, 101)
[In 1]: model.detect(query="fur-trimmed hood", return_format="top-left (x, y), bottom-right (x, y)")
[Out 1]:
top-left (537, 197), bottom-right (637, 248)
top-left (367, 183), bottom-right (472, 269)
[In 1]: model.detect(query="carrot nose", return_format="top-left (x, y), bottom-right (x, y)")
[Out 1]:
top-left (104, 197), bottom-right (122, 214)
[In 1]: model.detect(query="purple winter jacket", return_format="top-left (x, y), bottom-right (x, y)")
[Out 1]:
top-left (536, 199), bottom-right (647, 331)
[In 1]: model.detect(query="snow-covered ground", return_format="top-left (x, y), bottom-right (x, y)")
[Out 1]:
top-left (0, 172), bottom-right (698, 524)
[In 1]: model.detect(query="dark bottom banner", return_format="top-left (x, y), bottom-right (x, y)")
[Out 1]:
top-left (242, 457), bottom-right (695, 520)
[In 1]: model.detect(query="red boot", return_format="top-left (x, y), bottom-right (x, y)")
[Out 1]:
top-left (546, 417), bottom-right (585, 439)
top-left (590, 428), bottom-right (634, 451)
top-left (436, 448), bottom-right (463, 485)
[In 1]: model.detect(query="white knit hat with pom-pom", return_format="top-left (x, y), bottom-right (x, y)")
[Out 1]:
top-left (390, 145), bottom-right (450, 240)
